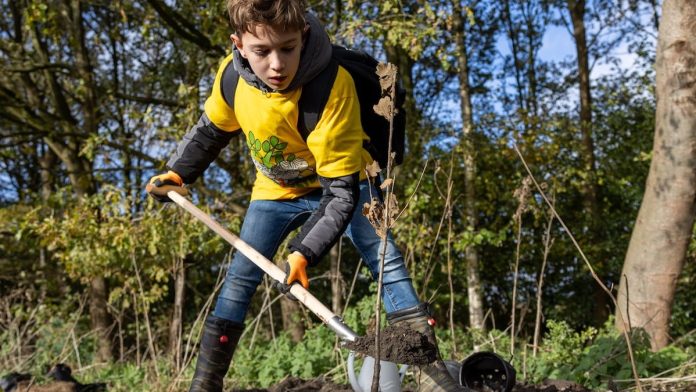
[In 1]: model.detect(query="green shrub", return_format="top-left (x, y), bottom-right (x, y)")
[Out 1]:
top-left (526, 318), bottom-right (690, 389)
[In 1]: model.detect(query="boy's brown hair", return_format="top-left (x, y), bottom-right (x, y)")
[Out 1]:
top-left (227, 0), bottom-right (307, 34)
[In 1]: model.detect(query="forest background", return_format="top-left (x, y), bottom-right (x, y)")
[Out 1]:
top-left (1, 0), bottom-right (694, 391)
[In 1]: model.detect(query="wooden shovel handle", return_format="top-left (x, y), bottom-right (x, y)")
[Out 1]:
top-left (166, 190), bottom-right (359, 342)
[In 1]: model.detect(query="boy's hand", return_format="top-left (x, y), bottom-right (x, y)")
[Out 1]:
top-left (146, 171), bottom-right (183, 202)
top-left (283, 252), bottom-right (309, 289)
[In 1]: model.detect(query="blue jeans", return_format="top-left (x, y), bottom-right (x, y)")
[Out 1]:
top-left (213, 180), bottom-right (420, 324)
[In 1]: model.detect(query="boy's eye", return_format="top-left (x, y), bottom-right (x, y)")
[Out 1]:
top-left (281, 46), bottom-right (296, 53)
top-left (253, 49), bottom-right (269, 56)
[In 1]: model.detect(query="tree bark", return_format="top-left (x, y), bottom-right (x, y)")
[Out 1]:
top-left (615, 0), bottom-right (696, 350)
top-left (89, 275), bottom-right (113, 362)
top-left (333, 0), bottom-right (342, 32)
top-left (55, 1), bottom-right (114, 362)
top-left (38, 144), bottom-right (57, 201)
top-left (502, 0), bottom-right (525, 113)
top-left (567, 0), bottom-right (606, 325)
top-left (280, 297), bottom-right (305, 343)
top-left (453, 0), bottom-right (485, 331)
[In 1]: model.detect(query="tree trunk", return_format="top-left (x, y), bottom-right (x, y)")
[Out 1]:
top-left (333, 0), bottom-right (342, 32)
top-left (38, 145), bottom-right (57, 201)
top-left (567, 0), bottom-right (606, 325)
top-left (4, 0), bottom-right (117, 363)
top-left (501, 0), bottom-right (529, 131)
top-left (169, 256), bottom-right (185, 369)
top-left (280, 297), bottom-right (305, 343)
top-left (615, 0), bottom-right (696, 351)
top-left (89, 276), bottom-right (113, 362)
top-left (453, 1), bottom-right (485, 331)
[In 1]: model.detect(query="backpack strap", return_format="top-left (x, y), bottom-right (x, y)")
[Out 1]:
top-left (220, 60), bottom-right (239, 110)
top-left (297, 58), bottom-right (340, 139)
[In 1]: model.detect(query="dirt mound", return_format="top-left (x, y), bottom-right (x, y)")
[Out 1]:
top-left (512, 380), bottom-right (592, 391)
top-left (342, 324), bottom-right (437, 366)
top-left (231, 376), bottom-right (352, 392)
top-left (511, 380), bottom-right (696, 392)
top-left (233, 378), bottom-right (696, 391)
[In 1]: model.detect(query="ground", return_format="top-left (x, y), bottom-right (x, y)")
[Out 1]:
top-left (228, 326), bottom-right (696, 392)
top-left (232, 377), bottom-right (696, 391)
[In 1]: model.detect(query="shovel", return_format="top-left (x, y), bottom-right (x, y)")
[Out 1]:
top-left (147, 185), bottom-right (437, 392)
top-left (147, 184), bottom-right (360, 342)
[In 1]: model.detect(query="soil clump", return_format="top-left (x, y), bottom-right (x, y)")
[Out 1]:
top-left (342, 324), bottom-right (437, 366)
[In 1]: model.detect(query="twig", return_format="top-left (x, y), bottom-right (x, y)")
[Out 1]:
top-left (443, 148), bottom-right (458, 356)
top-left (362, 60), bottom-right (405, 391)
top-left (533, 199), bottom-right (555, 357)
top-left (71, 329), bottom-right (82, 369)
top-left (511, 176), bottom-right (532, 357)
top-left (170, 249), bottom-right (231, 392)
top-left (131, 252), bottom-right (160, 378)
top-left (420, 163), bottom-right (454, 297)
top-left (242, 273), bottom-right (333, 344)
top-left (392, 160), bottom-right (430, 224)
top-left (372, 63), bottom-right (399, 392)
top-left (341, 258), bottom-right (364, 316)
top-left (513, 145), bottom-right (643, 392)
top-left (265, 277), bottom-right (277, 344)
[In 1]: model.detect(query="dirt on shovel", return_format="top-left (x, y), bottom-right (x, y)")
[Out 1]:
top-left (342, 324), bottom-right (437, 366)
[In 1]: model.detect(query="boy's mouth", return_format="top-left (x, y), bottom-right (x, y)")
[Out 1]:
top-left (268, 76), bottom-right (287, 86)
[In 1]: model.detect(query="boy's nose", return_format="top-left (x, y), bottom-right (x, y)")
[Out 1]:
top-left (269, 52), bottom-right (285, 72)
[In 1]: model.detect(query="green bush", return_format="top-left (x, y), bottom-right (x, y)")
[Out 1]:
top-left (227, 290), bottom-right (407, 388)
top-left (228, 315), bottom-right (346, 388)
top-left (526, 318), bottom-right (690, 389)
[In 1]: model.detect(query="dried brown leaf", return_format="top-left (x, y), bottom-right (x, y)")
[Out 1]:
top-left (380, 178), bottom-right (393, 190)
top-left (373, 96), bottom-right (394, 120)
top-left (362, 197), bottom-right (386, 238)
top-left (360, 192), bottom-right (400, 239)
top-left (375, 62), bottom-right (397, 92)
top-left (385, 193), bottom-right (399, 222)
top-left (365, 160), bottom-right (381, 178)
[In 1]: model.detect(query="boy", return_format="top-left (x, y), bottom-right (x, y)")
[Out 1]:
top-left (147, 1), bottom-right (465, 391)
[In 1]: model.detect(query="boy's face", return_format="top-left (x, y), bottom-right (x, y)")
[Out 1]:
top-left (232, 23), bottom-right (307, 91)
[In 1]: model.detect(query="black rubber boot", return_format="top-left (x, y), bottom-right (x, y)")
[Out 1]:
top-left (189, 314), bottom-right (244, 392)
top-left (387, 303), bottom-right (469, 392)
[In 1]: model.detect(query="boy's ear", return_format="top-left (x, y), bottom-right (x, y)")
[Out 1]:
top-left (231, 34), bottom-right (247, 58)
top-left (302, 24), bottom-right (310, 45)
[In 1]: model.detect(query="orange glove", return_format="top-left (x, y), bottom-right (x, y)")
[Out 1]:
top-left (146, 171), bottom-right (183, 202)
top-left (284, 251), bottom-right (309, 289)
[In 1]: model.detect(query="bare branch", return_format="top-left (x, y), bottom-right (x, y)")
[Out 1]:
top-left (6, 63), bottom-right (73, 73)
top-left (114, 92), bottom-right (187, 108)
top-left (145, 0), bottom-right (225, 57)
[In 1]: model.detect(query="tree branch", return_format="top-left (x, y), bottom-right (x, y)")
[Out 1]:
top-left (6, 63), bottom-right (73, 73)
top-left (146, 0), bottom-right (225, 57)
top-left (114, 92), bottom-right (186, 108)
